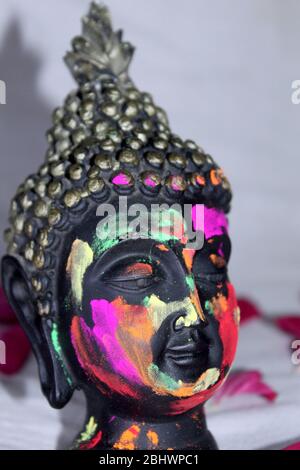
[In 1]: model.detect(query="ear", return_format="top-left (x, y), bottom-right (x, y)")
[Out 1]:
top-left (1, 255), bottom-right (74, 409)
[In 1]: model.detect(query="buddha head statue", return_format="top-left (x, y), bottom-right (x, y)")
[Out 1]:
top-left (1, 3), bottom-right (239, 450)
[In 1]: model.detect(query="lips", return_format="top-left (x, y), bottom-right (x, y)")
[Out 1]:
top-left (165, 354), bottom-right (201, 367)
top-left (165, 343), bottom-right (207, 362)
top-left (150, 308), bottom-right (222, 384)
top-left (151, 326), bottom-right (210, 383)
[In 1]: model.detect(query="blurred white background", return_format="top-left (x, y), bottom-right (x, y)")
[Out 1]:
top-left (0, 0), bottom-right (299, 314)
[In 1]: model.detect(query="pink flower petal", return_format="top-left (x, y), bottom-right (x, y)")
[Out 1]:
top-left (0, 286), bottom-right (17, 324)
top-left (213, 370), bottom-right (277, 403)
top-left (275, 316), bottom-right (300, 337)
top-left (0, 325), bottom-right (31, 375)
top-left (283, 441), bottom-right (300, 450)
top-left (238, 298), bottom-right (262, 324)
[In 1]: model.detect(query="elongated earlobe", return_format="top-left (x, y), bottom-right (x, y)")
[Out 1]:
top-left (1, 255), bottom-right (74, 408)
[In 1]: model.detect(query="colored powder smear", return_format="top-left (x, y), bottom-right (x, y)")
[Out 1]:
top-left (92, 232), bottom-right (119, 256)
top-left (79, 431), bottom-right (103, 450)
top-left (143, 295), bottom-right (201, 332)
top-left (66, 239), bottom-right (94, 304)
top-left (79, 416), bottom-right (98, 442)
top-left (77, 416), bottom-right (103, 450)
top-left (156, 244), bottom-right (169, 252)
top-left (147, 430), bottom-right (159, 446)
top-left (182, 248), bottom-right (196, 271)
top-left (175, 305), bottom-right (198, 329)
top-left (92, 208), bottom-right (189, 258)
top-left (169, 175), bottom-right (185, 191)
top-left (112, 173), bottom-right (131, 186)
top-left (205, 293), bottom-right (229, 320)
top-left (144, 176), bottom-right (157, 188)
top-left (210, 253), bottom-right (226, 268)
top-left (193, 367), bottom-right (220, 393)
top-left (192, 205), bottom-right (228, 240)
top-left (148, 363), bottom-right (181, 391)
top-left (113, 425), bottom-right (140, 450)
top-left (185, 275), bottom-right (195, 291)
top-left (71, 315), bottom-right (140, 399)
top-left (125, 262), bottom-right (153, 277)
top-left (51, 323), bottom-right (73, 386)
top-left (91, 299), bottom-right (142, 384)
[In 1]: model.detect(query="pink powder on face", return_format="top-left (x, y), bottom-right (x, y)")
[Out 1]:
top-left (192, 205), bottom-right (228, 240)
top-left (218, 242), bottom-right (225, 257)
top-left (90, 299), bottom-right (142, 383)
top-left (112, 173), bottom-right (130, 186)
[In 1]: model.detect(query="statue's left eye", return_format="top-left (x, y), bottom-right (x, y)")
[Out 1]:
top-left (103, 262), bottom-right (160, 291)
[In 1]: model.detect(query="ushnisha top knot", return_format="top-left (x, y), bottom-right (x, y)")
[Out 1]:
top-left (65, 2), bottom-right (135, 86)
top-left (4, 2), bottom-right (232, 318)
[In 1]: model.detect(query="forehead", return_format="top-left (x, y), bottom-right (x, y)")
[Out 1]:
top-left (64, 198), bottom-right (229, 260)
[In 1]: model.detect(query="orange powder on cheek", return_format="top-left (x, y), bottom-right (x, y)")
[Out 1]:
top-left (112, 298), bottom-right (154, 387)
top-left (113, 298), bottom-right (154, 342)
top-left (209, 293), bottom-right (229, 319)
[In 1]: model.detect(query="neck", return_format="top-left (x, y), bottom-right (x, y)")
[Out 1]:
top-left (72, 400), bottom-right (218, 450)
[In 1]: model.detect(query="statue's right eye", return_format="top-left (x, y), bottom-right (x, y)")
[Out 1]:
top-left (102, 261), bottom-right (161, 292)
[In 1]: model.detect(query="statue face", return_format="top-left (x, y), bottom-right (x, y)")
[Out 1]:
top-left (61, 198), bottom-right (239, 417)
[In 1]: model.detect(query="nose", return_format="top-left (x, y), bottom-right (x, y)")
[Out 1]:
top-left (173, 308), bottom-right (203, 332)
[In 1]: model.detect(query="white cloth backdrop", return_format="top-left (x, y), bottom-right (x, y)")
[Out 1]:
top-left (0, 0), bottom-right (300, 450)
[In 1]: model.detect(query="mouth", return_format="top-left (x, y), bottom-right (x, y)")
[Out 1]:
top-left (151, 312), bottom-right (222, 384)
top-left (155, 332), bottom-right (210, 384)
top-left (165, 343), bottom-right (206, 362)
top-left (154, 344), bottom-right (221, 392)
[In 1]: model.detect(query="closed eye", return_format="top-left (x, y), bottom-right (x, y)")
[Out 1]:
top-left (102, 261), bottom-right (161, 292)
top-left (194, 272), bottom-right (227, 284)
top-left (106, 277), bottom-right (158, 291)
top-left (193, 271), bottom-right (228, 298)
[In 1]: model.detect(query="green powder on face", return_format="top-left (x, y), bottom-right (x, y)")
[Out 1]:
top-left (185, 275), bottom-right (195, 291)
top-left (92, 234), bottom-right (118, 257)
top-left (193, 367), bottom-right (220, 393)
top-left (143, 296), bottom-right (151, 308)
top-left (205, 300), bottom-right (214, 315)
top-left (51, 323), bottom-right (61, 355)
top-left (148, 363), bottom-right (181, 392)
top-left (92, 208), bottom-right (188, 258)
top-left (51, 323), bottom-right (73, 386)
top-left (78, 416), bottom-right (98, 443)
top-left (92, 214), bottom-right (132, 257)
